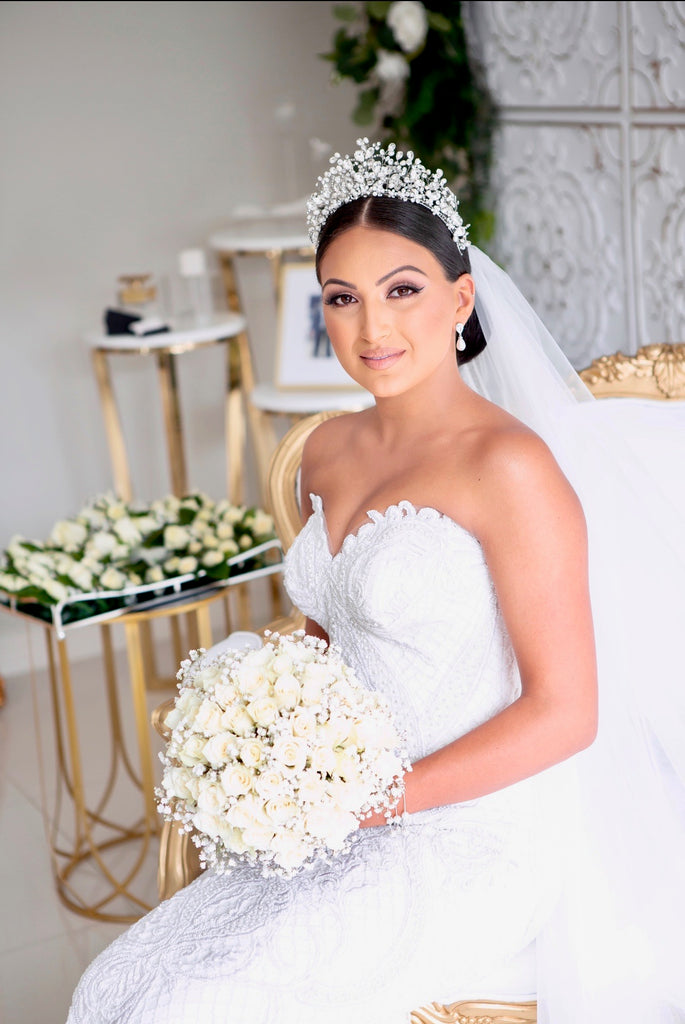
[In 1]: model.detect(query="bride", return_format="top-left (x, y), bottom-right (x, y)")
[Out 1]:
top-left (67, 140), bottom-right (685, 1024)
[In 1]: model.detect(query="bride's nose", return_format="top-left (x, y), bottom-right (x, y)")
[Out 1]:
top-left (360, 303), bottom-right (390, 343)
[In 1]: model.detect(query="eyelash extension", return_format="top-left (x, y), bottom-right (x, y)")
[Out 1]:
top-left (323, 283), bottom-right (424, 306)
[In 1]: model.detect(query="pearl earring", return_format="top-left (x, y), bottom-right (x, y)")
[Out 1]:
top-left (456, 323), bottom-right (466, 352)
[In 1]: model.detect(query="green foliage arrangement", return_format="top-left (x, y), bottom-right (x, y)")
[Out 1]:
top-left (323, 1), bottom-right (496, 243)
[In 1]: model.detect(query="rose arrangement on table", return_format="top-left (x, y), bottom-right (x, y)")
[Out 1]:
top-left (157, 631), bottom-right (410, 875)
top-left (0, 491), bottom-right (276, 612)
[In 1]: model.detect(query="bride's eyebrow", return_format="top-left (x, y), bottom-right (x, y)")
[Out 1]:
top-left (376, 264), bottom-right (427, 285)
top-left (321, 265), bottom-right (427, 290)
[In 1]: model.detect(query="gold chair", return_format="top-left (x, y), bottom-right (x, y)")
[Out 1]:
top-left (578, 341), bottom-right (685, 399)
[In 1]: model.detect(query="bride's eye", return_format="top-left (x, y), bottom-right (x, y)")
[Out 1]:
top-left (389, 283), bottom-right (422, 299)
top-left (323, 291), bottom-right (357, 307)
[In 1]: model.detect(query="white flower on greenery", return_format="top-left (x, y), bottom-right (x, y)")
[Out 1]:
top-left (42, 578), bottom-right (70, 602)
top-left (247, 511), bottom-right (274, 537)
top-left (49, 519), bottom-right (88, 552)
top-left (375, 49), bottom-right (410, 83)
top-left (0, 572), bottom-right (26, 592)
top-left (177, 556), bottom-right (198, 575)
top-left (106, 501), bottom-right (127, 521)
top-left (67, 563), bottom-right (94, 591)
top-left (113, 517), bottom-right (142, 546)
top-left (164, 556), bottom-right (180, 575)
top-left (387, 0), bottom-right (428, 53)
top-left (220, 539), bottom-right (239, 556)
top-left (216, 522), bottom-right (234, 541)
top-left (99, 566), bottom-right (127, 591)
top-left (202, 550), bottom-right (224, 569)
top-left (164, 525), bottom-right (191, 550)
top-left (223, 506), bottom-right (246, 525)
top-left (146, 566), bottom-right (165, 584)
top-left (238, 535), bottom-right (253, 551)
top-left (188, 540), bottom-right (203, 555)
top-left (87, 532), bottom-right (119, 558)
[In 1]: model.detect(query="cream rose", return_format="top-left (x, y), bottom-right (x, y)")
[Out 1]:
top-left (270, 831), bottom-right (308, 871)
top-left (50, 519), bottom-right (88, 551)
top-left (99, 566), bottom-right (127, 591)
top-left (265, 795), bottom-right (298, 825)
top-left (113, 517), bottom-right (142, 546)
top-left (290, 707), bottom-right (318, 740)
top-left (273, 672), bottom-right (301, 710)
top-left (309, 745), bottom-right (337, 775)
top-left (195, 698), bottom-right (225, 736)
top-left (164, 524), bottom-right (191, 550)
top-left (220, 762), bottom-right (253, 797)
top-left (163, 766), bottom-right (197, 802)
top-left (239, 738), bottom-right (265, 768)
top-left (192, 809), bottom-right (223, 839)
top-left (254, 768), bottom-right (288, 800)
top-left (203, 731), bottom-right (239, 766)
top-left (271, 736), bottom-right (308, 774)
top-left (175, 688), bottom-right (203, 719)
top-left (197, 778), bottom-right (229, 814)
top-left (213, 681), bottom-right (238, 708)
top-left (178, 733), bottom-right (208, 767)
top-left (221, 706), bottom-right (255, 737)
top-left (246, 697), bottom-right (279, 728)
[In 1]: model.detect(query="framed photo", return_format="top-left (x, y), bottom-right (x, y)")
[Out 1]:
top-left (275, 261), bottom-right (359, 389)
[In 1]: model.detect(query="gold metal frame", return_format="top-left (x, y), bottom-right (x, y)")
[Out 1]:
top-left (410, 1000), bottom-right (537, 1023)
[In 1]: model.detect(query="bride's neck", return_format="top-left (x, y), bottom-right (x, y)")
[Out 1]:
top-left (372, 370), bottom-right (474, 441)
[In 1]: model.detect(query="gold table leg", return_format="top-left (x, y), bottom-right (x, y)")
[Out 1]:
top-left (156, 350), bottom-right (188, 498)
top-left (91, 349), bottom-right (133, 501)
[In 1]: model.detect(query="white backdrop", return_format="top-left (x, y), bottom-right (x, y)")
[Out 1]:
top-left (0, 1), bottom-right (359, 673)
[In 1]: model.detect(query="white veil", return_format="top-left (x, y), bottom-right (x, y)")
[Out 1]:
top-left (463, 247), bottom-right (685, 1024)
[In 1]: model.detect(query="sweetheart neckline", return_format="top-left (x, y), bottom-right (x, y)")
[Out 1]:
top-left (308, 492), bottom-right (481, 561)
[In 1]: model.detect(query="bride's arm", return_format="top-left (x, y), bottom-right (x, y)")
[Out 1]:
top-left (362, 429), bottom-right (598, 826)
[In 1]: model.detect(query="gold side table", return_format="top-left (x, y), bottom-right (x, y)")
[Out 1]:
top-left (1, 550), bottom-right (282, 923)
top-left (87, 313), bottom-right (252, 505)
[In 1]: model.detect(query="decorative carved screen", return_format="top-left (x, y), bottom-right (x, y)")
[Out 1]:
top-left (465, 1), bottom-right (685, 367)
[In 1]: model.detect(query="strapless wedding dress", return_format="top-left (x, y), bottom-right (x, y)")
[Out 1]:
top-left (67, 496), bottom-right (565, 1024)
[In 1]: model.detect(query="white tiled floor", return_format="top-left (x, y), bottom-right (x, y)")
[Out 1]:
top-left (0, 651), bottom-right (161, 1024)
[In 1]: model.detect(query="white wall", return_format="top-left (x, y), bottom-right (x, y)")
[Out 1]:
top-left (0, 1), bottom-right (359, 673)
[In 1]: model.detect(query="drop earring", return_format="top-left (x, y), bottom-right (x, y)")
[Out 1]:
top-left (456, 323), bottom-right (466, 352)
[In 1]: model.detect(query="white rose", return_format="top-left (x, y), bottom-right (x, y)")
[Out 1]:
top-left (375, 49), bottom-right (410, 83)
top-left (177, 733), bottom-right (208, 767)
top-left (213, 681), bottom-right (238, 708)
top-left (226, 794), bottom-right (268, 831)
top-left (236, 665), bottom-right (271, 699)
top-left (0, 573), bottom-right (26, 592)
top-left (202, 550), bottom-right (224, 568)
top-left (333, 747), bottom-right (361, 782)
top-left (163, 556), bottom-right (180, 575)
top-left (133, 514), bottom-right (157, 535)
top-left (309, 745), bottom-right (337, 776)
top-left (270, 831), bottom-right (308, 871)
top-left (113, 517), bottom-right (142, 546)
top-left (201, 532), bottom-right (220, 549)
top-left (99, 567), bottom-right (127, 591)
top-left (67, 562), bottom-right (94, 591)
top-left (290, 707), bottom-right (318, 740)
top-left (387, 0), bottom-right (428, 53)
top-left (188, 540), bottom-right (203, 555)
top-left (216, 522), bottom-right (234, 541)
top-left (195, 698), bottom-right (225, 736)
top-left (220, 762), bottom-right (253, 797)
top-left (296, 770), bottom-right (329, 806)
top-left (254, 768), bottom-right (288, 800)
top-left (221, 706), bottom-right (255, 738)
top-left (175, 688), bottom-right (203, 718)
top-left (246, 697), bottom-right (279, 728)
top-left (203, 731), bottom-right (240, 766)
top-left (220, 539), bottom-right (239, 556)
top-left (106, 501), bottom-right (127, 521)
top-left (164, 525), bottom-right (191, 550)
top-left (301, 663), bottom-right (335, 705)
top-left (317, 716), bottom-right (351, 748)
top-left (196, 778), bottom-right (229, 814)
top-left (163, 765), bottom-right (196, 802)
top-left (265, 795), bottom-right (298, 825)
top-left (271, 736), bottom-right (308, 774)
top-left (49, 519), bottom-right (88, 552)
top-left (239, 738), bottom-right (265, 768)
top-left (249, 511), bottom-right (274, 537)
top-left (192, 809), bottom-right (223, 839)
top-left (146, 566), bottom-right (165, 584)
top-left (273, 673), bottom-right (301, 710)
top-left (216, 821), bottom-right (251, 854)
top-left (327, 777), bottom-right (373, 813)
top-left (177, 556), bottom-right (198, 574)
top-left (223, 506), bottom-right (245, 525)
top-left (194, 663), bottom-right (224, 690)
top-left (306, 806), bottom-right (357, 849)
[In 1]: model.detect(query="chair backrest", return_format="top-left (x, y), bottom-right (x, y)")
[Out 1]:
top-left (265, 410), bottom-right (345, 554)
top-left (578, 342), bottom-right (685, 399)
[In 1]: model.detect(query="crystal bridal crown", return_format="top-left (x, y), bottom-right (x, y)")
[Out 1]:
top-left (306, 137), bottom-right (470, 251)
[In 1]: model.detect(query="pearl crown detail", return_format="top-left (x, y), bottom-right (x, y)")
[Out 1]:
top-left (307, 138), bottom-right (469, 252)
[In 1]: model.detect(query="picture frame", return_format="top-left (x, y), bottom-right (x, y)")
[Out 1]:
top-left (275, 261), bottom-right (360, 389)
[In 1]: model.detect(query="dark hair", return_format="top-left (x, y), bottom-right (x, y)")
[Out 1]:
top-left (315, 196), bottom-right (486, 366)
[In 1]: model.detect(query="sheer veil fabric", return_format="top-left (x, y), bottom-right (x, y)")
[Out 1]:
top-left (464, 247), bottom-right (685, 1023)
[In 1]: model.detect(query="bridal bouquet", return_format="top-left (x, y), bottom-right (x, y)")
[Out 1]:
top-left (157, 631), bottom-right (409, 874)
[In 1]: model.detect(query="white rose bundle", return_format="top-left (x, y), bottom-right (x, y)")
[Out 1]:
top-left (157, 631), bottom-right (410, 875)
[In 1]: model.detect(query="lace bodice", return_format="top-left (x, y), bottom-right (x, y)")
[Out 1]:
top-left (284, 495), bottom-right (520, 763)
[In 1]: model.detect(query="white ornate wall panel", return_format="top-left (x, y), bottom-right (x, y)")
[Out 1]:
top-left (466, 1), bottom-right (685, 366)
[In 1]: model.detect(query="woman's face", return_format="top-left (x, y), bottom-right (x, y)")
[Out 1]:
top-left (318, 225), bottom-right (474, 399)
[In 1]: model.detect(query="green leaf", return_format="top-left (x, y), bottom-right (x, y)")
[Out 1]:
top-left (178, 508), bottom-right (195, 526)
top-left (366, 1), bottom-right (391, 19)
top-left (333, 3), bottom-right (359, 21)
top-left (352, 86), bottom-right (379, 125)
top-left (426, 12), bottom-right (452, 33)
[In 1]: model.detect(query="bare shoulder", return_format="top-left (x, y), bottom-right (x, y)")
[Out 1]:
top-left (464, 415), bottom-right (586, 541)
top-left (299, 410), bottom-right (370, 514)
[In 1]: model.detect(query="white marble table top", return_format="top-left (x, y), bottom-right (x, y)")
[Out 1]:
top-left (86, 312), bottom-right (247, 352)
top-left (209, 220), bottom-right (310, 254)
